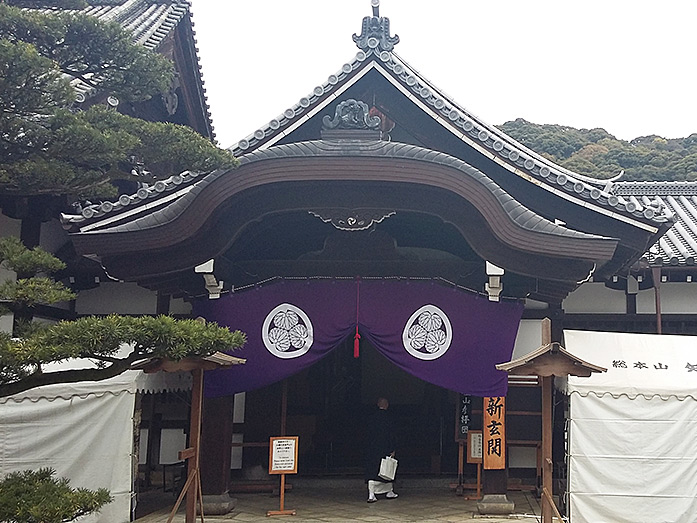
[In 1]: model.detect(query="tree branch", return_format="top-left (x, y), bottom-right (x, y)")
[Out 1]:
top-left (0, 352), bottom-right (144, 398)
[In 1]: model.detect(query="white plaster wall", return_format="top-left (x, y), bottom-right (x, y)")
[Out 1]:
top-left (0, 254), bottom-right (15, 331)
top-left (75, 282), bottom-right (157, 315)
top-left (159, 428), bottom-right (187, 465)
top-left (512, 319), bottom-right (543, 359)
top-left (0, 214), bottom-right (20, 334)
top-left (524, 298), bottom-right (549, 310)
top-left (0, 314), bottom-right (13, 334)
top-left (231, 434), bottom-right (244, 470)
top-left (139, 429), bottom-right (149, 465)
top-left (0, 213), bottom-right (21, 238)
top-left (39, 218), bottom-right (70, 253)
top-left (637, 283), bottom-right (697, 314)
top-left (233, 392), bottom-right (246, 423)
top-left (509, 446), bottom-right (537, 469)
top-left (563, 282), bottom-right (626, 314)
top-left (169, 297), bottom-right (192, 315)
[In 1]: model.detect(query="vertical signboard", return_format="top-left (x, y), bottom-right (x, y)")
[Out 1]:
top-left (483, 396), bottom-right (506, 470)
top-left (455, 394), bottom-right (472, 440)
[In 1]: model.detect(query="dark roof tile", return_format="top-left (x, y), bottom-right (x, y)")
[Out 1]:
top-left (617, 182), bottom-right (697, 267)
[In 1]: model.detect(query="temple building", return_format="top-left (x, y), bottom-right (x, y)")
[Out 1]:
top-left (2, 1), bottom-right (697, 521)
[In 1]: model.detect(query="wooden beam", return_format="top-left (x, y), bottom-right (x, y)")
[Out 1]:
top-left (178, 447), bottom-right (195, 461)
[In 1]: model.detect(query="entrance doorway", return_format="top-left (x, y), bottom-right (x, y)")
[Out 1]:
top-left (239, 338), bottom-right (462, 477)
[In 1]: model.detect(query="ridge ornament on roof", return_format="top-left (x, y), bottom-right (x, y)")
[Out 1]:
top-left (321, 99), bottom-right (383, 141)
top-left (352, 0), bottom-right (400, 54)
top-left (322, 99), bottom-right (381, 131)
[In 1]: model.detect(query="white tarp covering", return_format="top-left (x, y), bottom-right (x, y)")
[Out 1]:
top-left (0, 358), bottom-right (191, 523)
top-left (0, 387), bottom-right (136, 522)
top-left (564, 330), bottom-right (697, 523)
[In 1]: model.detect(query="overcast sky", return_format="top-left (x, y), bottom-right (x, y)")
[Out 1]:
top-left (189, 0), bottom-right (697, 148)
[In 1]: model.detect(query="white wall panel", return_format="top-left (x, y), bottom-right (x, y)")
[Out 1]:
top-left (637, 283), bottom-right (697, 314)
top-left (563, 282), bottom-right (625, 313)
top-left (76, 282), bottom-right (157, 315)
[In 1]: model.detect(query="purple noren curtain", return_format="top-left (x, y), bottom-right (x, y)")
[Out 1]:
top-left (194, 279), bottom-right (523, 398)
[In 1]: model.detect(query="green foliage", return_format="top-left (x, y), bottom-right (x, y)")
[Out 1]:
top-left (0, 277), bottom-right (76, 308)
top-left (0, 4), bottom-right (172, 101)
top-left (0, 237), bottom-right (75, 316)
top-left (0, 315), bottom-right (247, 396)
top-left (0, 4), bottom-right (238, 197)
top-left (0, 39), bottom-right (73, 117)
top-left (499, 118), bottom-right (697, 181)
top-left (30, 314), bottom-right (247, 362)
top-left (0, 468), bottom-right (112, 523)
top-left (1, 105), bottom-right (238, 195)
top-left (0, 237), bottom-right (246, 397)
top-left (0, 236), bottom-right (66, 275)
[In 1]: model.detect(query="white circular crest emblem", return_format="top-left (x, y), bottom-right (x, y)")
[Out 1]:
top-left (402, 304), bottom-right (452, 360)
top-left (262, 303), bottom-right (314, 359)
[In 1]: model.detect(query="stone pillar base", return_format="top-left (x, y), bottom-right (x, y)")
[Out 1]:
top-left (477, 494), bottom-right (515, 515)
top-left (198, 494), bottom-right (237, 515)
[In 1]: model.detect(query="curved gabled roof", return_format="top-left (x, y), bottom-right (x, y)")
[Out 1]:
top-left (67, 139), bottom-right (608, 243)
top-left (59, 4), bottom-right (683, 299)
top-left (226, 9), bottom-right (671, 231)
top-left (60, 6), bottom-right (672, 239)
top-left (63, 135), bottom-right (618, 300)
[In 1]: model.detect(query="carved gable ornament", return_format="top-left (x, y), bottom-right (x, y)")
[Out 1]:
top-left (322, 99), bottom-right (381, 131)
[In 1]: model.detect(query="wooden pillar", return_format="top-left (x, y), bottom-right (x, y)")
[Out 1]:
top-left (482, 468), bottom-right (508, 495)
top-left (200, 395), bottom-right (234, 495)
top-left (541, 319), bottom-right (553, 523)
top-left (156, 292), bottom-right (171, 315)
top-left (185, 368), bottom-right (203, 523)
top-left (652, 267), bottom-right (663, 334)
top-left (626, 275), bottom-right (638, 315)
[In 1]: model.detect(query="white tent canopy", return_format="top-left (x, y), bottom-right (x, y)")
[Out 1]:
top-left (0, 355), bottom-right (191, 523)
top-left (564, 330), bottom-right (697, 523)
top-left (565, 329), bottom-right (697, 400)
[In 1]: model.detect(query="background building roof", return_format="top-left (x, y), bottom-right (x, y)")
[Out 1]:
top-left (616, 182), bottom-right (697, 267)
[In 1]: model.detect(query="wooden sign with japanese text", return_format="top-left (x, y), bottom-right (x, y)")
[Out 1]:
top-left (483, 396), bottom-right (506, 470)
top-left (455, 394), bottom-right (472, 441)
top-left (268, 436), bottom-right (299, 475)
top-left (467, 430), bottom-right (483, 464)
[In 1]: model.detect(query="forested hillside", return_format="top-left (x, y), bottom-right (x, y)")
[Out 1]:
top-left (498, 119), bottom-right (697, 182)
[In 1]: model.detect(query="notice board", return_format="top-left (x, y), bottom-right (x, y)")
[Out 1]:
top-left (268, 436), bottom-right (299, 475)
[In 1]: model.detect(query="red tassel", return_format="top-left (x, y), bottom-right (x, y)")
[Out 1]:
top-left (353, 326), bottom-right (361, 358)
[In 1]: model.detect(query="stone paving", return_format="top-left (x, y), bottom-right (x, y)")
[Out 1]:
top-left (136, 482), bottom-right (544, 523)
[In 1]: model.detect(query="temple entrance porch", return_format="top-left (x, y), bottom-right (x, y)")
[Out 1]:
top-left (239, 337), bottom-right (459, 478)
top-left (220, 337), bottom-right (542, 489)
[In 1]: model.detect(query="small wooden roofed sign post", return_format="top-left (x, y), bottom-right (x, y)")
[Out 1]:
top-left (496, 318), bottom-right (605, 523)
top-left (135, 351), bottom-right (245, 523)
